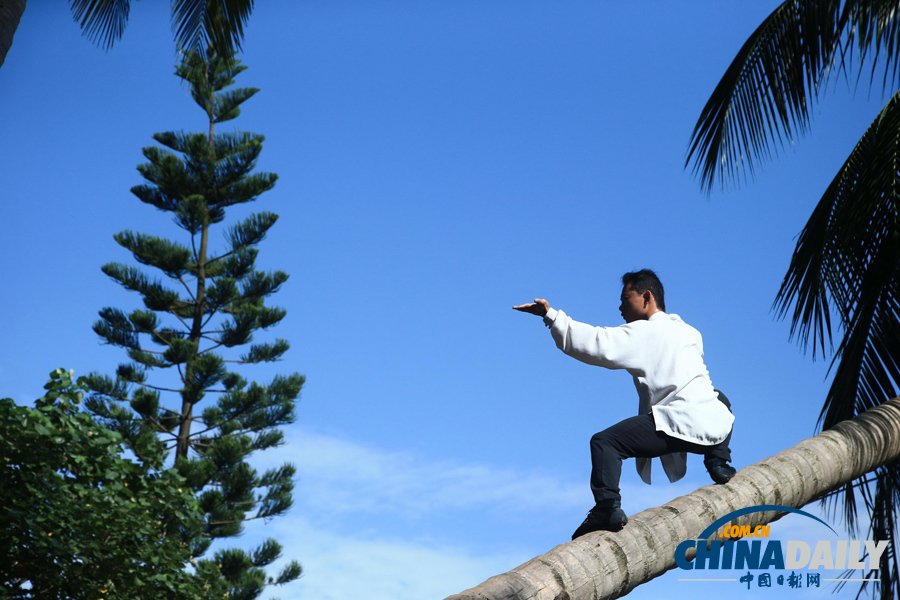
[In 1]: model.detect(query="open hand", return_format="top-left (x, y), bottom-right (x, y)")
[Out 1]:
top-left (513, 298), bottom-right (549, 317)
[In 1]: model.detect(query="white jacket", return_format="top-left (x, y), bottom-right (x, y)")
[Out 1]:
top-left (544, 308), bottom-right (734, 484)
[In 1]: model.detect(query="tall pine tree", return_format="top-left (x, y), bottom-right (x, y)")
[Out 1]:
top-left (85, 49), bottom-right (303, 600)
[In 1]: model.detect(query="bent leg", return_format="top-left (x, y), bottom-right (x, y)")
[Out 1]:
top-left (589, 413), bottom-right (695, 505)
top-left (704, 389), bottom-right (737, 484)
top-left (704, 389), bottom-right (733, 465)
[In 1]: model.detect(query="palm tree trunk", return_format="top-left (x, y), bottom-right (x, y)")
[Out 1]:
top-left (445, 396), bottom-right (900, 600)
top-left (0, 0), bottom-right (27, 70)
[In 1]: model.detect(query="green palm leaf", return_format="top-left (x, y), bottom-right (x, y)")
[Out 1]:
top-left (693, 3), bottom-right (900, 597)
top-left (686, 0), bottom-right (844, 192)
top-left (848, 0), bottom-right (900, 91)
top-left (775, 90), bottom-right (900, 422)
top-left (69, 0), bottom-right (255, 56)
top-left (771, 74), bottom-right (900, 600)
top-left (171, 0), bottom-right (254, 55)
top-left (69, 0), bottom-right (131, 51)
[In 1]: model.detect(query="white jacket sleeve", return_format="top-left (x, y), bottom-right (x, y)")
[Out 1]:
top-left (544, 308), bottom-right (649, 375)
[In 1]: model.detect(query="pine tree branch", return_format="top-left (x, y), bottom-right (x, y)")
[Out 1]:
top-left (189, 418), bottom-right (266, 439)
top-left (146, 414), bottom-right (171, 434)
top-left (190, 394), bottom-right (282, 438)
top-left (198, 336), bottom-right (225, 355)
top-left (189, 426), bottom-right (218, 438)
top-left (201, 312), bottom-right (219, 331)
top-left (206, 247), bottom-right (241, 265)
top-left (190, 439), bottom-right (212, 451)
top-left (176, 274), bottom-right (198, 303)
top-left (133, 381), bottom-right (184, 394)
top-left (206, 514), bottom-right (271, 527)
top-left (136, 345), bottom-right (167, 355)
top-left (229, 499), bottom-right (263, 506)
top-left (190, 231), bottom-right (199, 264)
top-left (188, 428), bottom-right (225, 441)
top-left (189, 415), bottom-right (277, 440)
top-left (169, 310), bottom-right (192, 332)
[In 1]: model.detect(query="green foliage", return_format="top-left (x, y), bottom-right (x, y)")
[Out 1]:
top-left (688, 2), bottom-right (900, 597)
top-left (0, 369), bottom-right (222, 600)
top-left (85, 49), bottom-right (303, 599)
top-left (70, 0), bottom-right (256, 57)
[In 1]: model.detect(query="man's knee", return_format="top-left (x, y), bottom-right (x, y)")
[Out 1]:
top-left (591, 430), bottom-right (614, 449)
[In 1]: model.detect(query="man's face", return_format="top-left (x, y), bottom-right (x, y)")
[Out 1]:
top-left (619, 284), bottom-right (649, 323)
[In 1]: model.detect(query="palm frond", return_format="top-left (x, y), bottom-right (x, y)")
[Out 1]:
top-left (784, 88), bottom-right (900, 598)
top-left (817, 91), bottom-right (900, 427)
top-left (686, 0), bottom-right (844, 192)
top-left (205, 0), bottom-right (253, 55)
top-left (847, 0), bottom-right (900, 92)
top-left (171, 0), bottom-right (207, 53)
top-left (857, 465), bottom-right (900, 598)
top-left (698, 5), bottom-right (900, 599)
top-left (771, 181), bottom-right (837, 358)
top-left (171, 0), bottom-right (254, 56)
top-left (774, 89), bottom-right (900, 370)
top-left (69, 0), bottom-right (131, 51)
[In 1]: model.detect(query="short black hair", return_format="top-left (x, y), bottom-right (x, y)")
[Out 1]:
top-left (622, 269), bottom-right (665, 311)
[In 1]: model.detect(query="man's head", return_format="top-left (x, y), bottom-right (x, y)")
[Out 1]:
top-left (619, 269), bottom-right (665, 323)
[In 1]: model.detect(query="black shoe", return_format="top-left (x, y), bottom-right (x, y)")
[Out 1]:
top-left (706, 459), bottom-right (736, 484)
top-left (571, 505), bottom-right (628, 539)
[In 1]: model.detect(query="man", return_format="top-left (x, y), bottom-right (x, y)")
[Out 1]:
top-left (513, 269), bottom-right (736, 539)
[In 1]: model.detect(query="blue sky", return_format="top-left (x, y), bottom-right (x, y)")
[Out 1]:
top-left (1, 2), bottom-right (890, 599)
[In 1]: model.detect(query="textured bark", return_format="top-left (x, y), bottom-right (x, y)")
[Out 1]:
top-left (446, 396), bottom-right (900, 600)
top-left (0, 0), bottom-right (26, 70)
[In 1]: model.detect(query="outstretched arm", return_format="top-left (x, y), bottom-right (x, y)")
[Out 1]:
top-left (513, 298), bottom-right (550, 317)
top-left (519, 302), bottom-right (647, 372)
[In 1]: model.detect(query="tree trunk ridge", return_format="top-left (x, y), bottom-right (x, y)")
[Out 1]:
top-left (445, 396), bottom-right (900, 600)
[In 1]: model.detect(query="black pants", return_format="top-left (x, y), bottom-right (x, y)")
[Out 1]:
top-left (589, 391), bottom-right (733, 505)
